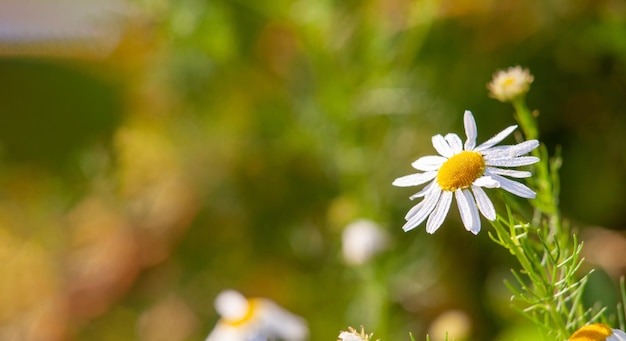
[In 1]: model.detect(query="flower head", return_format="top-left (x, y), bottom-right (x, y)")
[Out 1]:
top-left (487, 66), bottom-right (534, 102)
top-left (341, 219), bottom-right (390, 265)
top-left (338, 326), bottom-right (376, 341)
top-left (393, 110), bottom-right (539, 234)
top-left (569, 324), bottom-right (626, 341)
top-left (206, 289), bottom-right (308, 341)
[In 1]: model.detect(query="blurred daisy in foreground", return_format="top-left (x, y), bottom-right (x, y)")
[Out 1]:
top-left (393, 110), bottom-right (539, 234)
top-left (205, 290), bottom-right (308, 341)
top-left (487, 66), bottom-right (534, 102)
top-left (341, 219), bottom-right (389, 266)
top-left (568, 324), bottom-right (626, 341)
top-left (338, 326), bottom-right (376, 341)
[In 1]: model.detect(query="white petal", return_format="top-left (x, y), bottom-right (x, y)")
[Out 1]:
top-left (475, 125), bottom-right (517, 152)
top-left (404, 201), bottom-right (423, 220)
top-left (411, 155), bottom-right (447, 171)
top-left (609, 329), bottom-right (626, 341)
top-left (490, 174), bottom-right (536, 199)
top-left (404, 185), bottom-right (440, 221)
top-left (432, 134), bottom-right (454, 158)
top-left (473, 175), bottom-right (500, 188)
top-left (426, 191), bottom-right (453, 234)
top-left (455, 189), bottom-right (481, 234)
top-left (402, 186), bottom-right (441, 231)
top-left (481, 146), bottom-right (518, 160)
top-left (480, 145), bottom-right (510, 158)
top-left (392, 171), bottom-right (437, 187)
top-left (215, 290), bottom-right (249, 320)
top-left (509, 139), bottom-right (539, 156)
top-left (486, 167), bottom-right (532, 178)
top-left (257, 300), bottom-right (309, 340)
top-left (481, 146), bottom-right (521, 160)
top-left (464, 110), bottom-right (477, 150)
top-left (472, 185), bottom-right (496, 221)
top-left (409, 181), bottom-right (435, 200)
top-left (482, 140), bottom-right (539, 158)
top-left (444, 133), bottom-right (463, 154)
top-left (206, 322), bottom-right (241, 341)
top-left (486, 156), bottom-right (540, 167)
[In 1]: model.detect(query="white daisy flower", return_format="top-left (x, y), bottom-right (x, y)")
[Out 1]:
top-left (568, 323), bottom-right (626, 341)
top-left (205, 289), bottom-right (308, 341)
top-left (392, 110), bottom-right (539, 235)
top-left (341, 219), bottom-right (390, 265)
top-left (487, 65), bottom-right (534, 102)
top-left (338, 326), bottom-right (376, 341)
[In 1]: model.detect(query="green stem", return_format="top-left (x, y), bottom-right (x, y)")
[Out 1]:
top-left (511, 98), bottom-right (562, 236)
top-left (512, 98), bottom-right (538, 141)
top-left (486, 87), bottom-right (604, 339)
top-left (490, 217), bottom-right (570, 339)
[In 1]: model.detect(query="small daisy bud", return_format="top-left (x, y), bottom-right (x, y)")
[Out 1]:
top-left (487, 66), bottom-right (534, 102)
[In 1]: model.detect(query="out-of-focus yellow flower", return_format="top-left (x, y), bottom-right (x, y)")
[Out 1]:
top-left (569, 324), bottom-right (626, 341)
top-left (337, 326), bottom-right (376, 341)
top-left (487, 66), bottom-right (534, 102)
top-left (205, 290), bottom-right (308, 341)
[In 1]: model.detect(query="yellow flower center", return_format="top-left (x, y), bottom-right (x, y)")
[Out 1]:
top-left (224, 299), bottom-right (257, 327)
top-left (503, 76), bottom-right (516, 87)
top-left (437, 151), bottom-right (485, 191)
top-left (569, 324), bottom-right (613, 341)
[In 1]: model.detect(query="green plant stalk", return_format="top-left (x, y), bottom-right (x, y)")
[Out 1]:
top-left (617, 277), bottom-right (626, 330)
top-left (512, 98), bottom-right (538, 141)
top-left (489, 216), bottom-right (571, 339)
top-left (489, 216), bottom-right (597, 339)
top-left (512, 98), bottom-right (562, 236)
top-left (485, 96), bottom-right (604, 339)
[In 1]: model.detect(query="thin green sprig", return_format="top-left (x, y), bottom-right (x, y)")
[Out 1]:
top-left (512, 98), bottom-right (562, 236)
top-left (423, 332), bottom-right (449, 341)
top-left (486, 88), bottom-right (606, 340)
top-left (618, 277), bottom-right (626, 331)
top-left (488, 212), bottom-right (603, 339)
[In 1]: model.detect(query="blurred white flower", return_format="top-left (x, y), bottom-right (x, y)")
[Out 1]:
top-left (338, 326), bottom-right (375, 341)
top-left (393, 110), bottom-right (539, 234)
top-left (205, 290), bottom-right (308, 341)
top-left (487, 66), bottom-right (534, 102)
top-left (341, 219), bottom-right (389, 265)
top-left (568, 323), bottom-right (626, 341)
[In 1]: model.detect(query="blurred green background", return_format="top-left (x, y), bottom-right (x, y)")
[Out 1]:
top-left (0, 0), bottom-right (626, 340)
